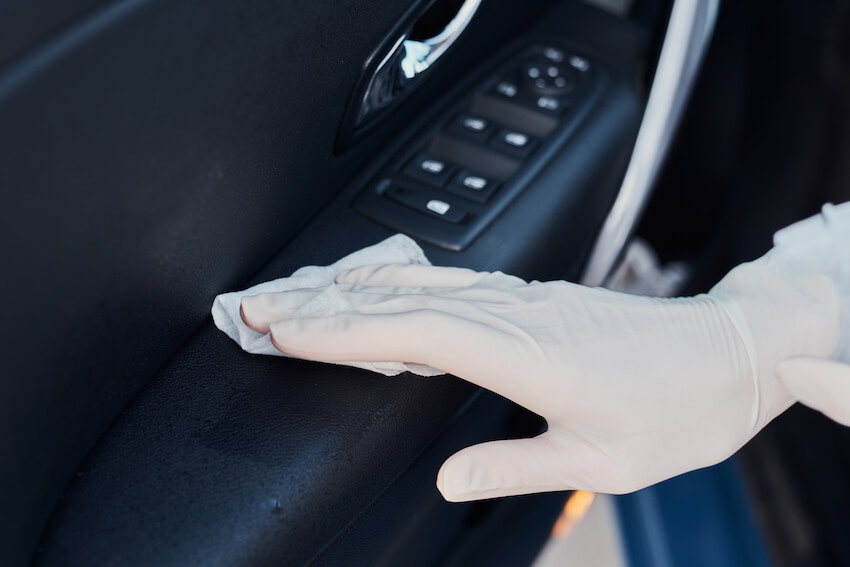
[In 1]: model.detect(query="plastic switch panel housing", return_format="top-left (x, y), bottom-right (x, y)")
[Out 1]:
top-left (354, 40), bottom-right (607, 250)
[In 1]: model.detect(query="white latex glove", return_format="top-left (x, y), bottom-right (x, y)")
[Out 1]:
top-left (778, 358), bottom-right (850, 426)
top-left (241, 204), bottom-right (848, 501)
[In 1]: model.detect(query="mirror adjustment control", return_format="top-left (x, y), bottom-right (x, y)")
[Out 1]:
top-left (403, 154), bottom-right (455, 187)
top-left (386, 185), bottom-right (467, 223)
top-left (446, 170), bottom-right (499, 204)
top-left (539, 44), bottom-right (591, 73)
top-left (521, 60), bottom-right (578, 98)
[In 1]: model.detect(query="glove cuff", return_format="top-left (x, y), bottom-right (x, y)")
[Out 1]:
top-left (771, 202), bottom-right (850, 362)
top-left (708, 204), bottom-right (846, 430)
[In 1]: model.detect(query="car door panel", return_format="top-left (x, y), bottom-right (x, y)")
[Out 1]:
top-left (0, 0), bottom-right (650, 565)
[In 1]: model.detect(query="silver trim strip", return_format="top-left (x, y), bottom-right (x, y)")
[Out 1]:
top-left (403, 0), bottom-right (482, 79)
top-left (581, 0), bottom-right (720, 287)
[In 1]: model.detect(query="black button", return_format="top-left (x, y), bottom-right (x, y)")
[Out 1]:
top-left (541, 46), bottom-right (565, 63)
top-left (491, 128), bottom-right (536, 158)
top-left (503, 131), bottom-right (529, 147)
top-left (537, 46), bottom-right (591, 74)
top-left (402, 154), bottom-right (455, 187)
top-left (386, 185), bottom-right (467, 223)
top-left (461, 116), bottom-right (488, 133)
top-left (449, 113), bottom-right (494, 142)
top-left (491, 80), bottom-right (519, 99)
top-left (533, 95), bottom-right (571, 116)
top-left (446, 170), bottom-right (499, 204)
top-left (568, 54), bottom-right (591, 72)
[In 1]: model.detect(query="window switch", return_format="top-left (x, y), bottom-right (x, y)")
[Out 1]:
top-left (403, 154), bottom-right (455, 187)
top-left (446, 170), bottom-right (499, 204)
top-left (491, 128), bottom-right (537, 158)
top-left (449, 113), bottom-right (494, 142)
top-left (386, 185), bottom-right (467, 223)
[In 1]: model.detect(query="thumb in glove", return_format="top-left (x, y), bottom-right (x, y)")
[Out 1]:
top-left (778, 357), bottom-right (850, 427)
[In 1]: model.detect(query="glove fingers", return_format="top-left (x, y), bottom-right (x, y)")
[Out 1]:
top-left (241, 290), bottom-right (322, 333)
top-left (244, 287), bottom-right (495, 328)
top-left (240, 285), bottom-right (453, 333)
top-left (437, 435), bottom-right (574, 502)
top-left (269, 310), bottom-right (524, 391)
top-left (777, 356), bottom-right (850, 426)
top-left (335, 263), bottom-right (486, 288)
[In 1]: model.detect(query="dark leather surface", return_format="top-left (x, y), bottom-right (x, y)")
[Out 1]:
top-left (30, 2), bottom-right (647, 563)
top-left (0, 0), bottom-right (553, 564)
top-left (0, 0), bottom-right (111, 69)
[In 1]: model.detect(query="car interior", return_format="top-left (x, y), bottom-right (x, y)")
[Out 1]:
top-left (2, 0), bottom-right (849, 565)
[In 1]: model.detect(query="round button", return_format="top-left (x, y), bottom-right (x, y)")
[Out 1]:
top-left (521, 59), bottom-right (577, 96)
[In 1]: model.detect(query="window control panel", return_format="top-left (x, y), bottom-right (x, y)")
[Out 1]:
top-left (354, 40), bottom-right (605, 251)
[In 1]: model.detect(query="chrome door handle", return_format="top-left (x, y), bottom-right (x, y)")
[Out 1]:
top-left (358, 0), bottom-right (482, 126)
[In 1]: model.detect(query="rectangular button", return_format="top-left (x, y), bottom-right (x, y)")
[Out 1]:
top-left (402, 153), bottom-right (455, 187)
top-left (462, 175), bottom-right (488, 190)
top-left (568, 54), bottom-right (591, 72)
top-left (446, 170), bottom-right (499, 204)
top-left (386, 185), bottom-right (467, 223)
top-left (492, 81), bottom-right (519, 99)
top-left (504, 132), bottom-right (529, 147)
top-left (542, 46), bottom-right (565, 63)
top-left (449, 113), bottom-right (494, 143)
top-left (536, 96), bottom-right (562, 112)
top-left (462, 117), bottom-right (488, 132)
top-left (491, 128), bottom-right (537, 158)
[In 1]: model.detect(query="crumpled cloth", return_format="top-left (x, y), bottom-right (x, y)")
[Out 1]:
top-left (211, 234), bottom-right (444, 376)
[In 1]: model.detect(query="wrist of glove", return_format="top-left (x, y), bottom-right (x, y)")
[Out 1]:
top-left (240, 204), bottom-right (847, 502)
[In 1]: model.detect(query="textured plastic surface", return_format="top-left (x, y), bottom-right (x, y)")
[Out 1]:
top-left (355, 40), bottom-right (608, 250)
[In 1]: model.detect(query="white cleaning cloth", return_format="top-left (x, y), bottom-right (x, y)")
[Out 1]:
top-left (211, 234), bottom-right (444, 376)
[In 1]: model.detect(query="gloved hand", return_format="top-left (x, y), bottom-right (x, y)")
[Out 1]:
top-left (240, 204), bottom-right (848, 502)
top-left (778, 358), bottom-right (850, 426)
